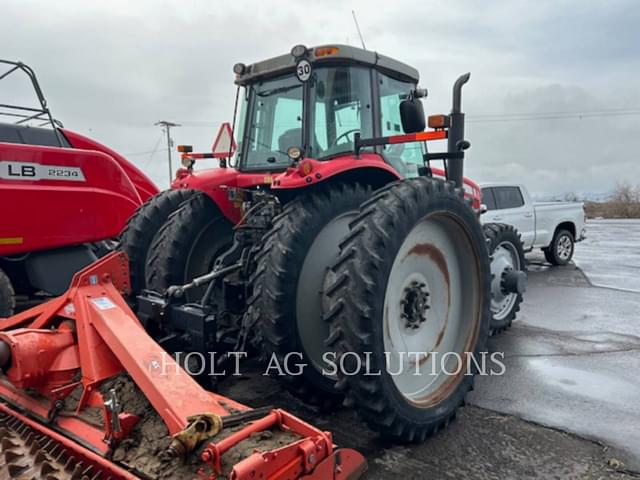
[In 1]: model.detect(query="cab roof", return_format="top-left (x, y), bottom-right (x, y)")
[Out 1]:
top-left (235, 44), bottom-right (419, 85)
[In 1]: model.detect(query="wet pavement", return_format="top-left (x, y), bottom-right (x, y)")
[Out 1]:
top-left (219, 219), bottom-right (640, 479)
top-left (223, 370), bottom-right (638, 480)
top-left (470, 219), bottom-right (640, 472)
top-left (573, 219), bottom-right (640, 293)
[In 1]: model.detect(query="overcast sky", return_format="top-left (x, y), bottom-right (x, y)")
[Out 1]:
top-left (2, 0), bottom-right (639, 196)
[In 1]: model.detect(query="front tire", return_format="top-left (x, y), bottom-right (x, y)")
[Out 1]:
top-left (0, 268), bottom-right (15, 317)
top-left (325, 178), bottom-right (491, 442)
top-left (254, 183), bottom-right (371, 410)
top-left (543, 229), bottom-right (574, 266)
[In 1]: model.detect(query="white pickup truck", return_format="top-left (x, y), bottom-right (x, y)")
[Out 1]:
top-left (480, 183), bottom-right (587, 265)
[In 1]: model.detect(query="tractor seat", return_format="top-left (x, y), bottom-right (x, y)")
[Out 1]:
top-left (278, 128), bottom-right (303, 154)
top-left (278, 128), bottom-right (323, 157)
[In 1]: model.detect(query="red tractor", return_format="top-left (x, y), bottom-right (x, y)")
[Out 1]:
top-left (0, 60), bottom-right (158, 314)
top-left (0, 45), bottom-right (527, 479)
top-left (121, 44), bottom-right (526, 438)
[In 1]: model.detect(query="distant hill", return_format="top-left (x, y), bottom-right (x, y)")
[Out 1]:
top-left (531, 191), bottom-right (611, 202)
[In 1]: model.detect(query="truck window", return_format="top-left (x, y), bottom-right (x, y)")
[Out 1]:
top-left (493, 186), bottom-right (525, 209)
top-left (481, 188), bottom-right (497, 210)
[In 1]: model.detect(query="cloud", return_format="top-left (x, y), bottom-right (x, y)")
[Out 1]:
top-left (1, 0), bottom-right (639, 193)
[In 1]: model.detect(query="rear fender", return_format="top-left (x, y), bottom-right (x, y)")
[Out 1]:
top-left (270, 154), bottom-right (481, 208)
top-left (271, 153), bottom-right (401, 190)
top-left (171, 167), bottom-right (274, 224)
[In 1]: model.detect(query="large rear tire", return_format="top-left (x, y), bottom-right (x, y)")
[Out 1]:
top-left (145, 192), bottom-right (234, 301)
top-left (0, 268), bottom-right (15, 317)
top-left (254, 183), bottom-right (371, 410)
top-left (484, 223), bottom-right (526, 334)
top-left (325, 178), bottom-right (491, 441)
top-left (118, 189), bottom-right (196, 295)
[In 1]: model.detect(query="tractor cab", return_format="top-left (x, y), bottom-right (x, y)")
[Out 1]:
top-left (231, 44), bottom-right (425, 177)
top-left (176, 44), bottom-right (479, 220)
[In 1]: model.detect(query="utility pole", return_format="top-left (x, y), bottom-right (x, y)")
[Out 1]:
top-left (155, 120), bottom-right (180, 184)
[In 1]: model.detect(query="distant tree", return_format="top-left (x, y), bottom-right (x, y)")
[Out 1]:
top-left (564, 192), bottom-right (580, 202)
top-left (610, 182), bottom-right (640, 218)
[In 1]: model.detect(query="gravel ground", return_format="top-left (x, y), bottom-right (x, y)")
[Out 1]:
top-left (219, 367), bottom-right (638, 480)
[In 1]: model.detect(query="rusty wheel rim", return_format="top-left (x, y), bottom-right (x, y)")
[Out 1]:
top-left (383, 212), bottom-right (482, 407)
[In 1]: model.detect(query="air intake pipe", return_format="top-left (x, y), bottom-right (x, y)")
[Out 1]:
top-left (446, 73), bottom-right (471, 189)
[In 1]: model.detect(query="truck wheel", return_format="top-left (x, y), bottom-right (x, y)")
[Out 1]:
top-left (254, 183), bottom-right (371, 410)
top-left (145, 192), bottom-right (234, 301)
top-left (484, 223), bottom-right (527, 334)
top-left (118, 189), bottom-right (196, 295)
top-left (0, 268), bottom-right (15, 317)
top-left (325, 178), bottom-right (491, 441)
top-left (543, 229), bottom-right (574, 266)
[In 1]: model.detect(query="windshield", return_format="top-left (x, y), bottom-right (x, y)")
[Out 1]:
top-left (239, 66), bottom-right (378, 170)
top-left (240, 75), bottom-right (303, 169)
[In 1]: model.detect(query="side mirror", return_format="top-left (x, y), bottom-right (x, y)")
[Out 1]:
top-left (400, 98), bottom-right (425, 134)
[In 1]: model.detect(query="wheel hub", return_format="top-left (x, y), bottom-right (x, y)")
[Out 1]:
top-left (400, 280), bottom-right (430, 330)
top-left (501, 268), bottom-right (526, 295)
top-left (489, 241), bottom-right (521, 320)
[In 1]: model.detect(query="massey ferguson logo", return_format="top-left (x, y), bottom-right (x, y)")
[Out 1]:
top-left (0, 161), bottom-right (85, 182)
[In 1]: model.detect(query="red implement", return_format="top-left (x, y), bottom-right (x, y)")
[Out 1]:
top-left (0, 252), bottom-right (366, 480)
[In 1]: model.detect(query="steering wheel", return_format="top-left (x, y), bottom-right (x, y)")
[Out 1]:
top-left (331, 128), bottom-right (360, 147)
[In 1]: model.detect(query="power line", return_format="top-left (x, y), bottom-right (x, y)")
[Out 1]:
top-left (173, 120), bottom-right (225, 127)
top-left (172, 107), bottom-right (640, 128)
top-left (124, 148), bottom-right (161, 156)
top-left (471, 107), bottom-right (640, 119)
top-left (139, 131), bottom-right (165, 172)
top-left (468, 109), bottom-right (640, 123)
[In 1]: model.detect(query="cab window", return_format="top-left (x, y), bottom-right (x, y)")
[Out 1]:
top-left (242, 75), bottom-right (303, 169)
top-left (311, 66), bottom-right (373, 158)
top-left (379, 73), bottom-right (423, 177)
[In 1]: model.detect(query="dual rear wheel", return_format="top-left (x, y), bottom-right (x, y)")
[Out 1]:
top-left (255, 178), bottom-right (491, 440)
